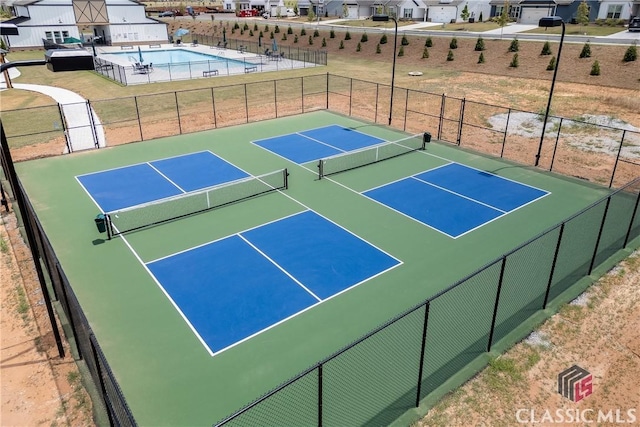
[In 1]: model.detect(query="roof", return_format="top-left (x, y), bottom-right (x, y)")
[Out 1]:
top-left (520, 0), bottom-right (556, 4)
top-left (13, 0), bottom-right (42, 5)
top-left (1, 16), bottom-right (31, 25)
top-left (422, 0), bottom-right (463, 6)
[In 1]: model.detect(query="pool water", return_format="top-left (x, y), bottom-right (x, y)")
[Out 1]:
top-left (106, 49), bottom-right (246, 66)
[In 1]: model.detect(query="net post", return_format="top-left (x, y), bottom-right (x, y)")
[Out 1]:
top-left (283, 168), bottom-right (289, 190)
top-left (105, 214), bottom-right (112, 240)
top-left (422, 132), bottom-right (431, 150)
top-left (317, 160), bottom-right (323, 180)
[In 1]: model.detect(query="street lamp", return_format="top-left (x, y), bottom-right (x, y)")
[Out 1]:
top-left (535, 16), bottom-right (565, 167)
top-left (372, 13), bottom-right (398, 126)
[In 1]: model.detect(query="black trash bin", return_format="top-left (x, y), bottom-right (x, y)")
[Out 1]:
top-left (423, 132), bottom-right (432, 144)
top-left (95, 214), bottom-right (107, 233)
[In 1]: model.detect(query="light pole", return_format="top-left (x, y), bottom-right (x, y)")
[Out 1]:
top-left (535, 16), bottom-right (565, 167)
top-left (372, 13), bottom-right (398, 126)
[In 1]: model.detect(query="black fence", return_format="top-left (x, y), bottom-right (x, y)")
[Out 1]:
top-left (215, 177), bottom-right (640, 426)
top-left (2, 71), bottom-right (640, 426)
top-left (2, 74), bottom-right (638, 187)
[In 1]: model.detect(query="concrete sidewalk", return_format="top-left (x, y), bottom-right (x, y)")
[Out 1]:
top-left (1, 64), bottom-right (106, 153)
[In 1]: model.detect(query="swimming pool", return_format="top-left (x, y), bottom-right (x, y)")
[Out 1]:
top-left (105, 49), bottom-right (247, 66)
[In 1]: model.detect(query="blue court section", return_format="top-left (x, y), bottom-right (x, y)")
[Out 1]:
top-left (77, 151), bottom-right (248, 212)
top-left (253, 125), bottom-right (385, 164)
top-left (364, 163), bottom-right (549, 238)
top-left (146, 211), bottom-right (400, 355)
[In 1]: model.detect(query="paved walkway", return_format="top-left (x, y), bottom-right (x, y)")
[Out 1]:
top-left (1, 65), bottom-right (106, 153)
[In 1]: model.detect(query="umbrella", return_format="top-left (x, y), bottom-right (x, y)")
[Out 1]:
top-left (272, 38), bottom-right (277, 52)
top-left (137, 46), bottom-right (144, 63)
top-left (174, 28), bottom-right (189, 37)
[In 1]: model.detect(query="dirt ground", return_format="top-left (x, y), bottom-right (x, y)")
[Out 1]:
top-left (1, 21), bottom-right (639, 426)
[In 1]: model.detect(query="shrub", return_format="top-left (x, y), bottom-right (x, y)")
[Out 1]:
top-left (475, 37), bottom-right (485, 51)
top-left (259, 30), bottom-right (263, 38)
top-left (282, 33), bottom-right (287, 41)
top-left (309, 35), bottom-right (313, 44)
top-left (301, 28), bottom-right (306, 35)
top-left (422, 47), bottom-right (429, 58)
top-left (322, 37), bottom-right (326, 47)
top-left (234, 22), bottom-right (240, 29)
top-left (240, 29), bottom-right (244, 35)
top-left (510, 53), bottom-right (519, 67)
top-left (231, 27), bottom-right (235, 34)
top-left (380, 34), bottom-right (388, 44)
top-left (541, 41), bottom-right (552, 55)
top-left (546, 56), bottom-right (556, 70)
top-left (313, 29), bottom-right (320, 37)
top-left (579, 42), bottom-right (591, 58)
top-left (339, 40), bottom-right (344, 49)
top-left (447, 49), bottom-right (454, 61)
top-left (376, 43), bottom-right (381, 54)
top-left (275, 25), bottom-right (280, 33)
top-left (253, 23), bottom-right (257, 31)
top-left (287, 26), bottom-right (293, 34)
top-left (425, 37), bottom-right (432, 47)
top-left (401, 35), bottom-right (409, 45)
top-left (478, 52), bottom-right (485, 63)
top-left (623, 44), bottom-right (638, 62)
top-left (265, 24), bottom-right (269, 31)
top-left (450, 37), bottom-right (458, 49)
top-left (243, 23), bottom-right (249, 30)
top-left (398, 46), bottom-right (404, 56)
top-left (361, 32), bottom-right (368, 42)
top-left (508, 38), bottom-right (519, 52)
top-left (270, 31), bottom-right (274, 39)
top-left (330, 29), bottom-right (335, 38)
top-left (356, 42), bottom-right (361, 52)
top-left (345, 31), bottom-right (351, 40)
top-left (294, 35), bottom-right (298, 43)
top-left (590, 60), bottom-right (600, 75)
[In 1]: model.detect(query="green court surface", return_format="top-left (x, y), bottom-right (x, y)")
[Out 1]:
top-left (16, 111), bottom-right (612, 426)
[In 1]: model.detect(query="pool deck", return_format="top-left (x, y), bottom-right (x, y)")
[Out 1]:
top-left (95, 43), bottom-right (319, 84)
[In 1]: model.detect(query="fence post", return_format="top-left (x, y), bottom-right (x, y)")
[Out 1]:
top-left (274, 80), bottom-right (279, 118)
top-left (86, 100), bottom-right (100, 149)
top-left (487, 256), bottom-right (507, 352)
top-left (403, 89), bottom-right (409, 132)
top-left (89, 335), bottom-right (115, 427)
top-left (134, 96), bottom-right (143, 141)
top-left (318, 364), bottom-right (323, 427)
top-left (623, 189), bottom-right (640, 248)
top-left (374, 83), bottom-right (379, 124)
top-left (549, 118), bottom-right (563, 171)
top-left (415, 301), bottom-right (430, 407)
top-left (301, 76), bottom-right (305, 113)
top-left (609, 130), bottom-right (626, 188)
top-left (457, 98), bottom-right (465, 146)
top-left (349, 78), bottom-right (353, 117)
top-left (589, 197), bottom-right (612, 274)
top-left (437, 94), bottom-right (445, 140)
top-left (543, 223), bottom-right (565, 309)
top-left (211, 87), bottom-right (218, 128)
top-left (325, 72), bottom-right (329, 110)
top-left (57, 103), bottom-right (72, 153)
top-left (174, 92), bottom-right (182, 135)
top-left (244, 83), bottom-right (249, 123)
top-left (500, 108), bottom-right (511, 158)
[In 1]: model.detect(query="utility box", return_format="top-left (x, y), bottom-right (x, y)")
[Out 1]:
top-left (95, 214), bottom-right (107, 233)
top-left (45, 49), bottom-right (94, 72)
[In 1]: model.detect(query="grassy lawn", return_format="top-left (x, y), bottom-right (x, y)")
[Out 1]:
top-left (420, 22), bottom-right (502, 32)
top-left (522, 24), bottom-right (626, 36)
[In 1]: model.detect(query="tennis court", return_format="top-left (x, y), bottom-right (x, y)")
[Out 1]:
top-left (15, 111), bottom-right (614, 426)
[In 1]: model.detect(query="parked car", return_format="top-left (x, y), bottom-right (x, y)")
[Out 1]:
top-left (629, 17), bottom-right (640, 32)
top-left (159, 10), bottom-right (174, 17)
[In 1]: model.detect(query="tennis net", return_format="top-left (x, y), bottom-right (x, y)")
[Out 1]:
top-left (317, 133), bottom-right (427, 179)
top-left (105, 168), bottom-right (288, 237)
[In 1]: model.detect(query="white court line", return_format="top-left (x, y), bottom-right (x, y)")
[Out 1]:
top-left (74, 175), bottom-right (107, 214)
top-left (410, 176), bottom-right (508, 214)
top-left (146, 162), bottom-right (187, 193)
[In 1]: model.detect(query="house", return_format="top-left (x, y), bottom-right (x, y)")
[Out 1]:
top-left (2, 0), bottom-right (168, 49)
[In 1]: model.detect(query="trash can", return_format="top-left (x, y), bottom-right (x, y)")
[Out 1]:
top-left (423, 132), bottom-right (432, 144)
top-left (95, 214), bottom-right (107, 233)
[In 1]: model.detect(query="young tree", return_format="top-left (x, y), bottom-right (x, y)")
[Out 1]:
top-left (509, 38), bottom-right (519, 52)
top-left (461, 4), bottom-right (470, 21)
top-left (422, 47), bottom-right (429, 58)
top-left (356, 42), bottom-right (361, 52)
top-left (623, 44), bottom-right (638, 62)
top-left (345, 31), bottom-right (351, 40)
top-left (309, 35), bottom-right (313, 44)
top-left (510, 53), bottom-right (519, 67)
top-left (425, 37), bottom-right (433, 47)
top-left (330, 29), bottom-right (335, 38)
top-left (590, 60), bottom-right (600, 75)
top-left (361, 33), bottom-right (368, 42)
top-left (541, 41), bottom-right (552, 55)
top-left (322, 37), bottom-right (326, 47)
top-left (376, 43), bottom-right (381, 54)
top-left (380, 33), bottom-right (388, 44)
top-left (475, 36), bottom-right (485, 51)
top-left (401, 35), bottom-right (409, 45)
top-left (398, 46), bottom-right (404, 56)
top-left (342, 3), bottom-right (348, 18)
top-left (497, 1), bottom-right (509, 39)
top-left (308, 8), bottom-right (315, 22)
top-left (579, 42), bottom-right (591, 58)
top-left (546, 56), bottom-right (556, 70)
top-left (339, 40), bottom-right (344, 49)
top-left (577, 0), bottom-right (590, 26)
top-left (478, 52), bottom-right (485, 63)
top-left (447, 50), bottom-right (454, 61)
top-left (450, 37), bottom-right (458, 49)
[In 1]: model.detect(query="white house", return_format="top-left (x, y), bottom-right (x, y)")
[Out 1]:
top-left (2, 0), bottom-right (168, 49)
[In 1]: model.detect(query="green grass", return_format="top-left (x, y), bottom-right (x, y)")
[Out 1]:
top-left (523, 24), bottom-right (625, 36)
top-left (0, 236), bottom-right (8, 254)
